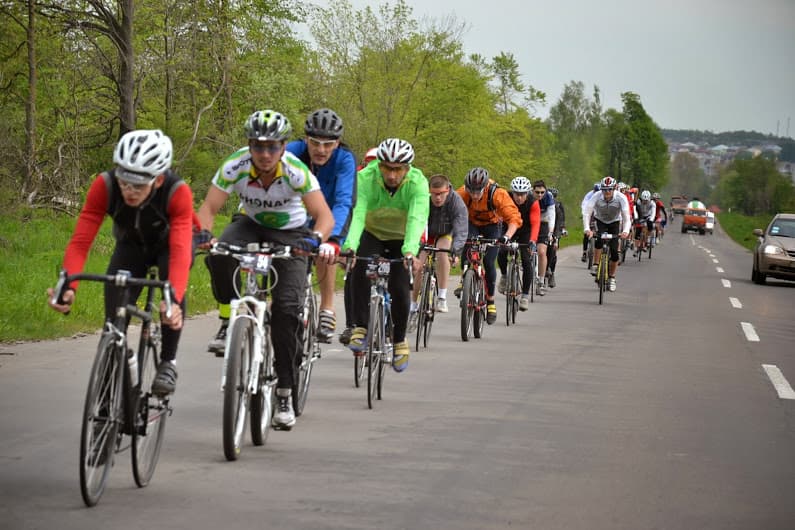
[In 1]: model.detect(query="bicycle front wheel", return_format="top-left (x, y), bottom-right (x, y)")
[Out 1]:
top-left (223, 318), bottom-right (254, 461)
top-left (460, 269), bottom-right (475, 341)
top-left (422, 274), bottom-right (437, 348)
top-left (415, 269), bottom-right (429, 351)
top-left (473, 273), bottom-right (485, 339)
top-left (367, 298), bottom-right (384, 409)
top-left (132, 328), bottom-right (168, 488)
top-left (294, 289), bottom-right (317, 417)
top-left (598, 254), bottom-right (608, 305)
top-left (250, 329), bottom-right (275, 446)
top-left (79, 333), bottom-right (124, 507)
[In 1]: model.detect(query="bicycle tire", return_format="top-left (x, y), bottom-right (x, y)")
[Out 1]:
top-left (250, 327), bottom-right (275, 445)
top-left (647, 240), bottom-right (653, 259)
top-left (505, 260), bottom-right (514, 326)
top-left (79, 333), bottom-right (123, 507)
top-left (530, 253), bottom-right (538, 304)
top-left (621, 239), bottom-right (628, 263)
top-left (587, 239), bottom-right (594, 269)
top-left (378, 308), bottom-right (392, 400)
top-left (510, 260), bottom-right (520, 323)
top-left (598, 254), bottom-right (608, 305)
top-left (294, 287), bottom-right (317, 417)
top-left (460, 269), bottom-right (475, 341)
top-left (223, 318), bottom-right (254, 460)
top-left (131, 325), bottom-right (168, 488)
top-left (415, 268), bottom-right (429, 351)
top-left (473, 273), bottom-right (485, 339)
top-left (422, 273), bottom-right (437, 348)
top-left (353, 351), bottom-right (365, 387)
top-left (367, 297), bottom-right (384, 409)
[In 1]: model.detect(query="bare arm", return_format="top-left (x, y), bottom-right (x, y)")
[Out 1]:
top-left (196, 186), bottom-right (229, 233)
top-left (303, 189), bottom-right (334, 240)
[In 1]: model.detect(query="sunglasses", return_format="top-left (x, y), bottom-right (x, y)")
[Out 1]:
top-left (307, 136), bottom-right (338, 147)
top-left (117, 177), bottom-right (154, 192)
top-left (379, 162), bottom-right (408, 173)
top-left (249, 142), bottom-right (283, 154)
top-left (533, 190), bottom-right (545, 195)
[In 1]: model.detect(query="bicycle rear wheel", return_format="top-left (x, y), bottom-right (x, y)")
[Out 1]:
top-left (79, 333), bottom-right (123, 507)
top-left (294, 288), bottom-right (317, 417)
top-left (223, 318), bottom-right (254, 461)
top-left (132, 327), bottom-right (168, 488)
top-left (460, 269), bottom-right (475, 341)
top-left (367, 298), bottom-right (384, 409)
top-left (353, 352), bottom-right (365, 387)
top-left (250, 330), bottom-right (274, 446)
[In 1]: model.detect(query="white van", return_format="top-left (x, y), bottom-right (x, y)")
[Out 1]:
top-left (705, 211), bottom-right (715, 235)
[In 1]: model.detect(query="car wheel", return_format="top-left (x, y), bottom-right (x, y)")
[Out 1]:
top-left (752, 261), bottom-right (766, 285)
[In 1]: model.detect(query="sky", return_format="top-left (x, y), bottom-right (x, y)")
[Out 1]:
top-left (335, 0), bottom-right (795, 137)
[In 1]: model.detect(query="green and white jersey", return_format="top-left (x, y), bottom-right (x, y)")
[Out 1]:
top-left (211, 147), bottom-right (320, 229)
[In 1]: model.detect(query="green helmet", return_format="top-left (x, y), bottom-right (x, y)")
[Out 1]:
top-left (244, 110), bottom-right (292, 141)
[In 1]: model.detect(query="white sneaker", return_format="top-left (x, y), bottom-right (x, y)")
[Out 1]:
top-left (435, 298), bottom-right (448, 313)
top-left (272, 388), bottom-right (295, 429)
top-left (498, 275), bottom-right (507, 294)
top-left (608, 277), bottom-right (617, 292)
top-left (518, 295), bottom-right (529, 311)
top-left (407, 310), bottom-right (419, 333)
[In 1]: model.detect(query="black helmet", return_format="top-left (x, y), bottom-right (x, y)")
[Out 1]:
top-left (464, 167), bottom-right (489, 192)
top-left (304, 108), bottom-right (343, 139)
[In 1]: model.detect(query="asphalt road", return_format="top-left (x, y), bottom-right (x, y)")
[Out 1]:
top-left (2, 218), bottom-right (794, 529)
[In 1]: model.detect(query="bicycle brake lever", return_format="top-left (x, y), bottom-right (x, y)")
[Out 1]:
top-left (163, 282), bottom-right (173, 319)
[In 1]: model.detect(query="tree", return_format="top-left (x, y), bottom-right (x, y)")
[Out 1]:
top-left (714, 157), bottom-right (795, 215)
top-left (666, 152), bottom-right (709, 199)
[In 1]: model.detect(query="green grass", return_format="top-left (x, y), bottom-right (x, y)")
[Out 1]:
top-left (0, 209), bottom-right (229, 343)
top-left (717, 212), bottom-right (775, 251)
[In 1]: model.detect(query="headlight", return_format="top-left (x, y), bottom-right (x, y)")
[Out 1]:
top-left (763, 244), bottom-right (786, 255)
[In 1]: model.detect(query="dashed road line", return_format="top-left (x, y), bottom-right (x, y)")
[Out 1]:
top-left (721, 279), bottom-right (731, 288)
top-left (729, 297), bottom-right (742, 308)
top-left (741, 322), bottom-right (760, 342)
top-left (712, 258), bottom-right (719, 263)
top-left (762, 365), bottom-right (795, 400)
top-left (716, 267), bottom-right (724, 273)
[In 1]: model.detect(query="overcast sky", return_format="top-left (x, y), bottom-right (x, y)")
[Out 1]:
top-left (339, 0), bottom-right (795, 137)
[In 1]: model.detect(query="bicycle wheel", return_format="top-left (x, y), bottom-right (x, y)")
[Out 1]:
top-left (293, 288), bottom-right (317, 417)
top-left (250, 328), bottom-right (275, 445)
top-left (473, 274), bottom-right (485, 339)
top-left (505, 259), bottom-right (514, 326)
top-left (530, 253), bottom-right (538, 304)
top-left (131, 325), bottom-right (168, 488)
top-left (353, 351), bottom-right (365, 388)
top-left (621, 239), bottom-right (628, 263)
top-left (378, 309), bottom-right (392, 400)
top-left (79, 333), bottom-right (123, 507)
top-left (223, 318), bottom-right (254, 461)
top-left (598, 254), bottom-right (608, 305)
top-left (460, 269), bottom-right (475, 341)
top-left (415, 269), bottom-right (429, 351)
top-left (647, 239), bottom-right (653, 259)
top-left (510, 260), bottom-right (520, 323)
top-left (587, 239), bottom-right (594, 269)
top-left (422, 273), bottom-right (437, 348)
top-left (367, 298), bottom-right (384, 409)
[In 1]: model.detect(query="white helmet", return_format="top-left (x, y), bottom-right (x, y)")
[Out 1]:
top-left (640, 190), bottom-right (651, 201)
top-left (377, 138), bottom-right (415, 165)
top-left (113, 129), bottom-right (173, 184)
top-left (510, 176), bottom-right (532, 193)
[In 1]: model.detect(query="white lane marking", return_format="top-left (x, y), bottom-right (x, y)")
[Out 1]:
top-left (721, 279), bottom-right (731, 288)
top-left (762, 365), bottom-right (795, 400)
top-left (712, 258), bottom-right (719, 263)
top-left (716, 267), bottom-right (724, 273)
top-left (729, 297), bottom-right (742, 308)
top-left (741, 322), bottom-right (760, 342)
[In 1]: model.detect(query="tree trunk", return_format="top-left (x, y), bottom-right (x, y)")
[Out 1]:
top-left (117, 0), bottom-right (135, 135)
top-left (23, 0), bottom-right (38, 201)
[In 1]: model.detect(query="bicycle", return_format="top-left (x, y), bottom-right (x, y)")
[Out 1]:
top-left (414, 244), bottom-right (450, 350)
top-left (594, 233), bottom-right (614, 305)
top-left (294, 263), bottom-right (321, 417)
top-left (502, 241), bottom-right (522, 325)
top-left (51, 268), bottom-right (174, 507)
top-left (459, 237), bottom-right (495, 341)
top-left (210, 241), bottom-right (293, 461)
top-left (354, 255), bottom-right (410, 409)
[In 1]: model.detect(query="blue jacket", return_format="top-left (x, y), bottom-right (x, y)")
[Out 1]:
top-left (287, 140), bottom-right (356, 244)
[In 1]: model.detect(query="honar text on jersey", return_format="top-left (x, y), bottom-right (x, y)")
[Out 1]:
top-left (240, 195), bottom-right (289, 209)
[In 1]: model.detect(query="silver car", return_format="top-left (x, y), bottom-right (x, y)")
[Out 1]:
top-left (752, 213), bottom-right (795, 284)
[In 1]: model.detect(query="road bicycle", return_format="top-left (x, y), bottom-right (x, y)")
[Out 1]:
top-left (595, 233), bottom-right (614, 305)
top-left (459, 237), bottom-right (495, 341)
top-left (210, 241), bottom-right (294, 461)
top-left (502, 241), bottom-right (522, 325)
top-left (51, 268), bottom-right (174, 507)
top-left (414, 244), bottom-right (450, 350)
top-left (635, 223), bottom-right (652, 261)
top-left (294, 263), bottom-right (321, 417)
top-left (585, 234), bottom-right (595, 270)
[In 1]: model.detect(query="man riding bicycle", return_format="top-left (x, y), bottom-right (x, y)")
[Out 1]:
top-left (652, 192), bottom-right (667, 242)
top-left (633, 190), bottom-right (656, 255)
top-left (46, 129), bottom-right (192, 397)
top-left (197, 109), bottom-right (335, 430)
top-left (342, 138), bottom-right (429, 373)
top-left (456, 167), bottom-right (521, 324)
top-left (582, 176), bottom-right (631, 292)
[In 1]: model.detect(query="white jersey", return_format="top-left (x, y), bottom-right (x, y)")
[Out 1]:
top-left (634, 199), bottom-right (656, 221)
top-left (582, 191), bottom-right (631, 234)
top-left (211, 147), bottom-right (320, 229)
top-left (581, 189), bottom-right (598, 216)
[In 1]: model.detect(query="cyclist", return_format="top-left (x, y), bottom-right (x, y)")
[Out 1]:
top-left (532, 180), bottom-right (555, 296)
top-left (652, 192), bottom-right (667, 243)
top-left (46, 129), bottom-right (191, 396)
top-left (357, 147), bottom-right (379, 171)
top-left (341, 138), bottom-right (429, 373)
top-left (546, 186), bottom-right (567, 288)
top-left (286, 108), bottom-right (356, 344)
top-left (496, 176), bottom-right (539, 310)
top-left (632, 190), bottom-right (656, 255)
top-left (409, 174), bottom-right (467, 326)
top-left (582, 176), bottom-right (631, 292)
top-left (456, 167), bottom-right (521, 324)
top-left (197, 110), bottom-right (335, 430)
top-left (580, 183), bottom-right (600, 262)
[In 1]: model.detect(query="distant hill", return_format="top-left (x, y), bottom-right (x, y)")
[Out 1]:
top-left (662, 129), bottom-right (795, 162)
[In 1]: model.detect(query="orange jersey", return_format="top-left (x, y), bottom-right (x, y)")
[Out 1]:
top-left (456, 182), bottom-right (522, 228)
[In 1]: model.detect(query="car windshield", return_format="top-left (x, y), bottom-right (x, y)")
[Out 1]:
top-left (769, 219), bottom-right (795, 238)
